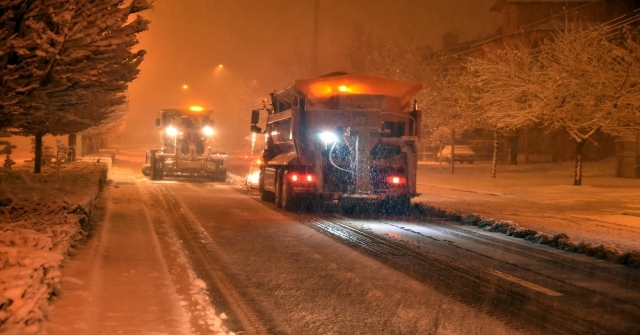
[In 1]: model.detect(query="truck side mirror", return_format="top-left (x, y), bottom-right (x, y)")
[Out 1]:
top-left (251, 110), bottom-right (260, 125)
top-left (251, 125), bottom-right (262, 133)
top-left (155, 118), bottom-right (161, 127)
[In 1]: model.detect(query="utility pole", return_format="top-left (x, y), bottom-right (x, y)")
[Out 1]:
top-left (312, 0), bottom-right (319, 76)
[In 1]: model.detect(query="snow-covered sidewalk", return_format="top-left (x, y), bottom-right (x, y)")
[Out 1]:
top-left (44, 164), bottom-right (193, 335)
top-left (414, 160), bottom-right (640, 267)
top-left (0, 155), bottom-right (232, 335)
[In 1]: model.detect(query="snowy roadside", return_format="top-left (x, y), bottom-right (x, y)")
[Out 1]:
top-left (408, 204), bottom-right (640, 268)
top-left (0, 160), bottom-right (108, 334)
top-left (413, 160), bottom-right (640, 269)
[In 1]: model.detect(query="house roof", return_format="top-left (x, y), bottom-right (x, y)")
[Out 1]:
top-left (490, 0), bottom-right (593, 12)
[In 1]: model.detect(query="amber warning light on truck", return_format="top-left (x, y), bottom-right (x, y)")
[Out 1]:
top-left (309, 83), bottom-right (364, 97)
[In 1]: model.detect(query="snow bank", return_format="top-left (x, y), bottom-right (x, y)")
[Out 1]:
top-left (0, 162), bottom-right (107, 334)
top-left (410, 203), bottom-right (640, 269)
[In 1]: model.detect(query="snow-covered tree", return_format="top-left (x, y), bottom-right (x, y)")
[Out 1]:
top-left (0, 0), bottom-right (74, 123)
top-left (346, 26), bottom-right (432, 83)
top-left (0, 140), bottom-right (16, 169)
top-left (537, 23), bottom-right (640, 185)
top-left (1, 0), bottom-right (150, 173)
top-left (468, 23), bottom-right (640, 185)
top-left (421, 66), bottom-right (481, 174)
top-left (466, 44), bottom-right (546, 176)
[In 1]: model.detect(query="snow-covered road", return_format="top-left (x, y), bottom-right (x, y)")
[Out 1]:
top-left (304, 215), bottom-right (640, 334)
top-left (162, 180), bottom-right (521, 334)
top-left (39, 152), bottom-right (640, 334)
top-left (49, 153), bottom-right (523, 334)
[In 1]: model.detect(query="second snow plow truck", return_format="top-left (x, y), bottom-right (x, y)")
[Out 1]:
top-left (250, 72), bottom-right (424, 213)
top-left (143, 107), bottom-right (227, 181)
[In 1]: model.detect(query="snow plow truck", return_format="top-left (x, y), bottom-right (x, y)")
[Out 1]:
top-left (142, 107), bottom-right (227, 181)
top-left (250, 72), bottom-right (424, 213)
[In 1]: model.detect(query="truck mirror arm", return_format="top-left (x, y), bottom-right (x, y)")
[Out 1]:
top-left (250, 125), bottom-right (262, 134)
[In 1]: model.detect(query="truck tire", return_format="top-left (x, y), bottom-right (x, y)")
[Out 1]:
top-left (211, 168), bottom-right (226, 182)
top-left (379, 196), bottom-right (410, 215)
top-left (394, 196), bottom-right (411, 215)
top-left (259, 173), bottom-right (274, 202)
top-left (150, 151), bottom-right (164, 181)
top-left (281, 171), bottom-right (296, 212)
top-left (274, 170), bottom-right (284, 208)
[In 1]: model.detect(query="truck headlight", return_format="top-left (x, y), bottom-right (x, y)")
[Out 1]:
top-left (166, 125), bottom-right (178, 136)
top-left (247, 170), bottom-right (260, 184)
top-left (319, 131), bottom-right (338, 144)
top-left (203, 125), bottom-right (214, 136)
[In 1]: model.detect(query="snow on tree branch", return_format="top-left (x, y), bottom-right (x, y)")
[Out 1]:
top-left (1, 0), bottom-right (151, 173)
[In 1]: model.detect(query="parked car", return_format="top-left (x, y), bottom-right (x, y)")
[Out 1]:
top-left (438, 145), bottom-right (476, 164)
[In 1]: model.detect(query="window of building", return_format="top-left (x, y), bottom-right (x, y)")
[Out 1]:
top-left (507, 6), bottom-right (517, 28)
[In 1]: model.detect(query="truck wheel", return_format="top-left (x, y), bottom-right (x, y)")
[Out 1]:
top-left (150, 151), bottom-right (163, 181)
top-left (259, 173), bottom-right (274, 202)
top-left (281, 171), bottom-right (296, 212)
top-left (274, 170), bottom-right (284, 208)
top-left (379, 196), bottom-right (410, 215)
top-left (142, 165), bottom-right (151, 177)
top-left (212, 169), bottom-right (226, 182)
top-left (394, 196), bottom-right (411, 215)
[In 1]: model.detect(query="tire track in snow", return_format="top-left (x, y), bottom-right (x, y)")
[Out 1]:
top-left (303, 215), bottom-right (639, 335)
top-left (157, 185), bottom-right (271, 335)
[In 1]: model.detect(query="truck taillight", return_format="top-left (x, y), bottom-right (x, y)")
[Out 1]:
top-left (290, 173), bottom-right (314, 183)
top-left (387, 176), bottom-right (406, 185)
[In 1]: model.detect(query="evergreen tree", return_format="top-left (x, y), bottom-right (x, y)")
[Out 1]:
top-left (0, 0), bottom-right (150, 172)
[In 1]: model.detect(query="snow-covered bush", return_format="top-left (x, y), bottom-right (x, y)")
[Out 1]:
top-left (440, 207), bottom-right (640, 269)
top-left (0, 162), bottom-right (106, 334)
